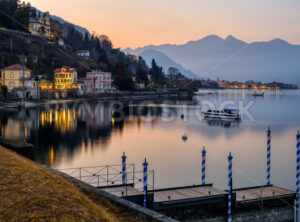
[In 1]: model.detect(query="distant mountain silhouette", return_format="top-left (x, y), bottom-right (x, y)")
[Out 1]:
top-left (139, 49), bottom-right (198, 79)
top-left (51, 15), bottom-right (90, 37)
top-left (124, 35), bottom-right (300, 84)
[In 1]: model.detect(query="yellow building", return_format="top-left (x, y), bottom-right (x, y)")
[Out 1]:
top-left (0, 64), bottom-right (32, 91)
top-left (29, 12), bottom-right (51, 37)
top-left (54, 66), bottom-right (78, 89)
top-left (39, 79), bottom-right (53, 90)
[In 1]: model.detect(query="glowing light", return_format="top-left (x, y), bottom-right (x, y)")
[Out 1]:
top-left (50, 146), bottom-right (54, 166)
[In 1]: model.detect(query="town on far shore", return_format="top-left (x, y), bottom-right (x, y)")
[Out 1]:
top-left (0, 63), bottom-right (298, 101)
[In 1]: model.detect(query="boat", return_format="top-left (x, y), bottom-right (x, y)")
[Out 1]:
top-left (194, 90), bottom-right (217, 96)
top-left (202, 108), bottom-right (241, 120)
top-left (253, 92), bottom-right (264, 97)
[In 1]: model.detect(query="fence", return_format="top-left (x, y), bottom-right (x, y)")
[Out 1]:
top-left (56, 163), bottom-right (154, 192)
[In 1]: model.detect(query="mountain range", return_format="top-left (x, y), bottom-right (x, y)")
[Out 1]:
top-left (124, 35), bottom-right (300, 85)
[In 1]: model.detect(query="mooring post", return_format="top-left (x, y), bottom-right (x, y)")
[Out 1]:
top-left (143, 158), bottom-right (148, 208)
top-left (228, 152), bottom-right (233, 222)
top-left (296, 130), bottom-right (300, 222)
top-left (122, 152), bottom-right (126, 185)
top-left (202, 146), bottom-right (206, 185)
top-left (267, 126), bottom-right (272, 185)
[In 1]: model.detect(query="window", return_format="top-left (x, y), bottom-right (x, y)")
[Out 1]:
top-left (9, 82), bottom-right (15, 87)
top-left (10, 72), bottom-right (14, 78)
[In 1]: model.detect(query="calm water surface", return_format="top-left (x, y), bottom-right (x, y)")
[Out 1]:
top-left (1, 89), bottom-right (300, 191)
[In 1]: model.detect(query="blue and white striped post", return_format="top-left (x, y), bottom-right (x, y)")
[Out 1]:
top-left (296, 131), bottom-right (300, 222)
top-left (143, 158), bottom-right (148, 208)
top-left (202, 147), bottom-right (206, 185)
top-left (267, 127), bottom-right (272, 186)
top-left (122, 152), bottom-right (126, 185)
top-left (228, 152), bottom-right (233, 222)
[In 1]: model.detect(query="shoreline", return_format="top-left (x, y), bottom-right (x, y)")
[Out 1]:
top-left (0, 91), bottom-right (187, 109)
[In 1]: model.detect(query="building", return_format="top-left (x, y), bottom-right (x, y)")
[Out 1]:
top-left (82, 70), bottom-right (112, 93)
top-left (39, 79), bottom-right (53, 90)
top-left (0, 64), bottom-right (32, 91)
top-left (54, 66), bottom-right (78, 90)
top-left (29, 12), bottom-right (51, 37)
top-left (127, 54), bottom-right (137, 61)
top-left (136, 82), bottom-right (146, 90)
top-left (77, 50), bottom-right (90, 58)
top-left (58, 39), bottom-right (65, 47)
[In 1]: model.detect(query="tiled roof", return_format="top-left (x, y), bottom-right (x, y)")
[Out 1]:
top-left (1, 64), bottom-right (31, 71)
top-left (53, 66), bottom-right (76, 73)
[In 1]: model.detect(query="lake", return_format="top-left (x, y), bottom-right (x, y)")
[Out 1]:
top-left (1, 89), bottom-right (300, 191)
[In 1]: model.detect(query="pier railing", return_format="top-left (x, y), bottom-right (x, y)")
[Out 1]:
top-left (56, 163), bottom-right (154, 191)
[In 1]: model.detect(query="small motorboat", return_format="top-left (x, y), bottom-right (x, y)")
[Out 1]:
top-left (202, 108), bottom-right (241, 120)
top-left (182, 133), bottom-right (188, 141)
top-left (253, 92), bottom-right (264, 97)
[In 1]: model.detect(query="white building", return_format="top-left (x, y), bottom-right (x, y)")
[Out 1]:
top-left (77, 50), bottom-right (90, 58)
top-left (82, 70), bottom-right (113, 93)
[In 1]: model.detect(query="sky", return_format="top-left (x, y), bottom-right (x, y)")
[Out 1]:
top-left (25, 0), bottom-right (300, 49)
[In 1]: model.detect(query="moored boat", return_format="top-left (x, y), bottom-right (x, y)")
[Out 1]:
top-left (202, 108), bottom-right (241, 120)
top-left (253, 92), bottom-right (264, 97)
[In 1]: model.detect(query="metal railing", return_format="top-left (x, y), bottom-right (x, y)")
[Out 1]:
top-left (56, 163), bottom-right (154, 192)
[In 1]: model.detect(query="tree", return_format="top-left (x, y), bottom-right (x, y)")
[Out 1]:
top-left (67, 26), bottom-right (84, 48)
top-left (13, 2), bottom-right (31, 32)
top-left (30, 7), bottom-right (36, 18)
top-left (0, 0), bottom-right (13, 29)
top-left (98, 35), bottom-right (113, 52)
top-left (0, 85), bottom-right (8, 98)
top-left (82, 32), bottom-right (91, 49)
top-left (168, 67), bottom-right (180, 86)
top-left (112, 62), bottom-right (134, 91)
top-left (136, 56), bottom-right (149, 84)
top-left (150, 59), bottom-right (165, 84)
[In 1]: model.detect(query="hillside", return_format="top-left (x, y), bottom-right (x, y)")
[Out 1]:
top-left (125, 35), bottom-right (300, 85)
top-left (0, 146), bottom-right (142, 221)
top-left (139, 49), bottom-right (198, 79)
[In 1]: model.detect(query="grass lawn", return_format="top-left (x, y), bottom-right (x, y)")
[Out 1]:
top-left (0, 146), bottom-right (143, 222)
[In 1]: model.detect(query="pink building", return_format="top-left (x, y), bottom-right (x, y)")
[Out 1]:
top-left (82, 70), bottom-right (113, 93)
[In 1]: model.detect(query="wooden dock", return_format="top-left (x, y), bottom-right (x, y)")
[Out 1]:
top-left (153, 185), bottom-right (227, 202)
top-left (234, 185), bottom-right (295, 207)
top-left (150, 184), bottom-right (228, 210)
top-left (152, 184), bottom-right (227, 210)
top-left (100, 184), bottom-right (143, 197)
top-left (99, 184), bottom-right (153, 206)
top-left (100, 183), bottom-right (295, 211)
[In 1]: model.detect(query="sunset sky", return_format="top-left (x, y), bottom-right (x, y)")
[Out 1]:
top-left (25, 0), bottom-right (300, 49)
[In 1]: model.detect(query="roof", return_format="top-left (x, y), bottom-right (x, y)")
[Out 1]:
top-left (53, 66), bottom-right (76, 73)
top-left (77, 50), bottom-right (90, 53)
top-left (1, 64), bottom-right (31, 71)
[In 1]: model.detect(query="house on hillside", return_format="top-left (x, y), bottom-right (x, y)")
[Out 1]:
top-left (54, 66), bottom-right (78, 90)
top-left (136, 82), bottom-right (146, 90)
top-left (29, 12), bottom-right (51, 37)
top-left (77, 50), bottom-right (90, 58)
top-left (80, 70), bottom-right (112, 93)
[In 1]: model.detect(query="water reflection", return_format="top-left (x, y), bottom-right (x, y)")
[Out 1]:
top-left (0, 89), bottom-right (300, 190)
top-left (204, 119), bottom-right (240, 128)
